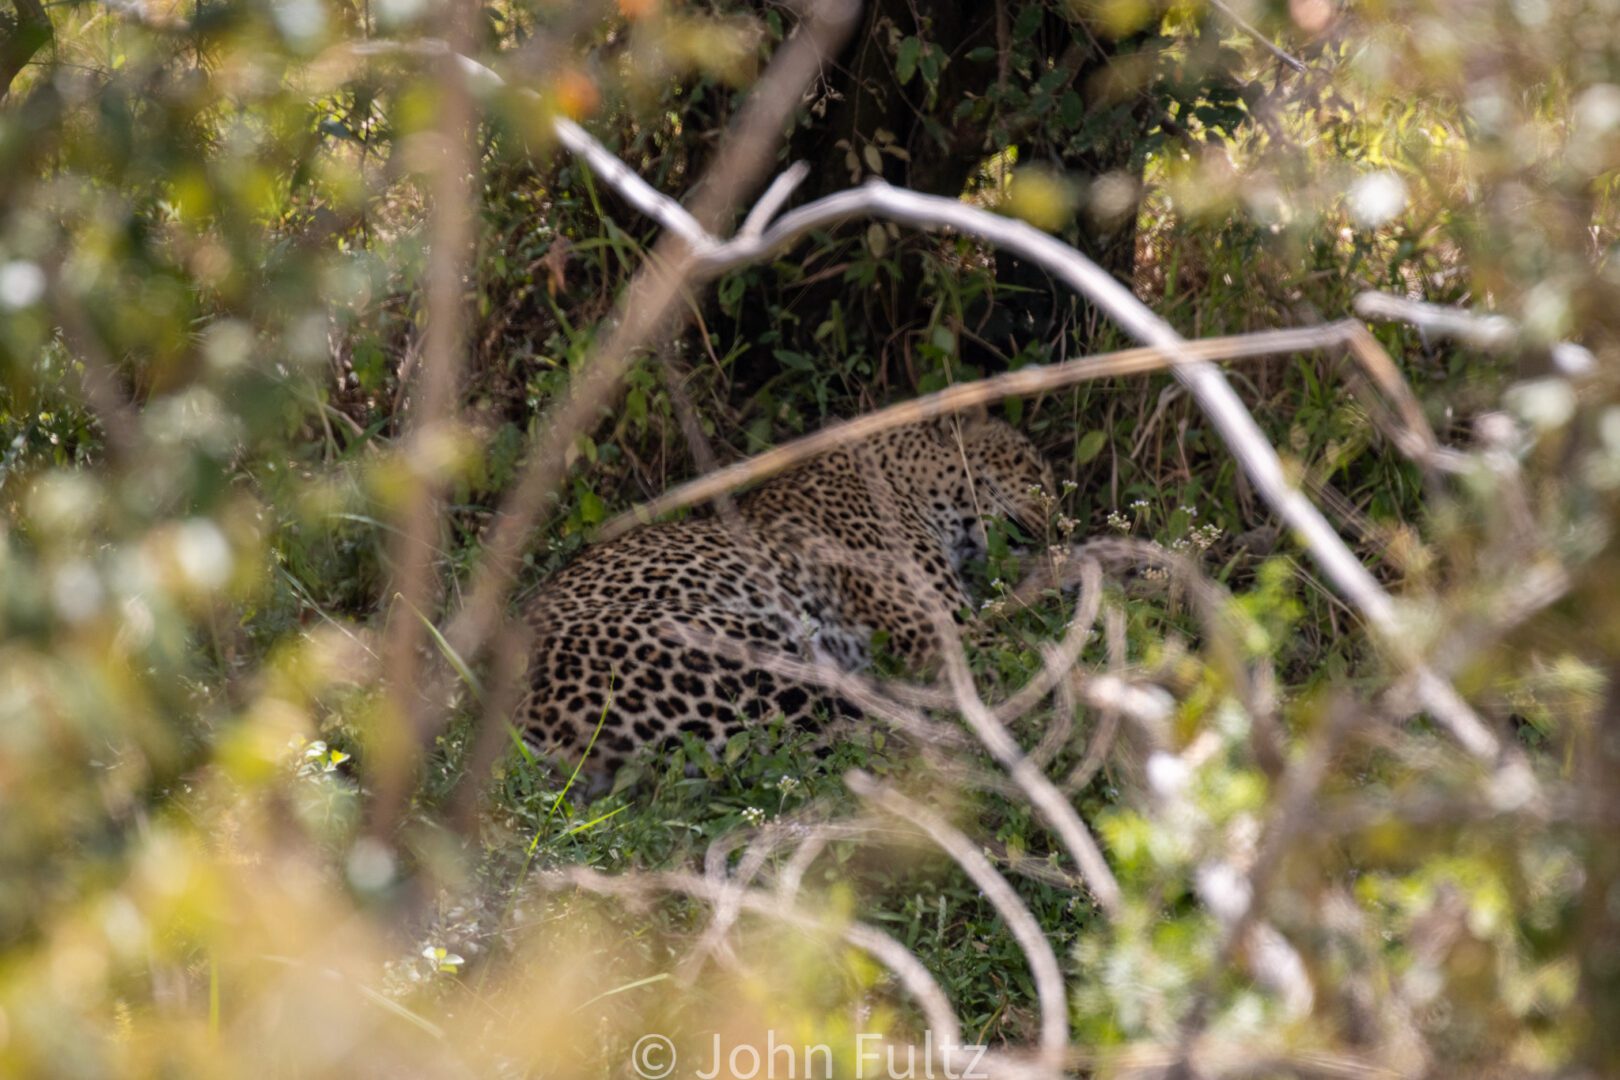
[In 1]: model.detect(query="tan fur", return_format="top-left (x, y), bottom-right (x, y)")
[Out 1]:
top-left (517, 417), bottom-right (1054, 774)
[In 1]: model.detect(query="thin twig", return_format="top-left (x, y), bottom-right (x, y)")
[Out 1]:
top-left (1207, 0), bottom-right (1307, 73)
top-left (1064, 604), bottom-right (1127, 793)
top-left (1339, 321), bottom-right (1459, 470)
top-left (1023, 559), bottom-right (1106, 772)
top-left (933, 608), bottom-right (1125, 917)
top-left (739, 160), bottom-right (810, 240)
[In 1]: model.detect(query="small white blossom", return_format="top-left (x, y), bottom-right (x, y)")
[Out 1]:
top-left (1190, 523), bottom-right (1223, 551)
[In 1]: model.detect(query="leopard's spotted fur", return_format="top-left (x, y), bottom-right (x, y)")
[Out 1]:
top-left (518, 415), bottom-right (1054, 775)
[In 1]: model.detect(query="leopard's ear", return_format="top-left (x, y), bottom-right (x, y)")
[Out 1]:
top-left (959, 400), bottom-right (992, 425)
top-left (934, 402), bottom-right (992, 441)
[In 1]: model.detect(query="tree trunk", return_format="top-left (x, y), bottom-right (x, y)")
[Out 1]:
top-left (0, 0), bottom-right (51, 103)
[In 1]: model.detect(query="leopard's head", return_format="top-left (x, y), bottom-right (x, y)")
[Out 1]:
top-left (935, 412), bottom-right (1056, 538)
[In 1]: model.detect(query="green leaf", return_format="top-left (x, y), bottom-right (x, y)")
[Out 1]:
top-left (773, 349), bottom-right (815, 371)
top-left (1013, 5), bottom-right (1042, 40)
top-left (351, 341), bottom-right (387, 392)
top-left (1058, 89), bottom-right (1084, 128)
top-left (717, 273), bottom-right (746, 311)
top-left (896, 37), bottom-right (921, 85)
top-left (918, 48), bottom-right (940, 88)
top-left (577, 488), bottom-right (606, 525)
top-left (865, 222), bottom-right (888, 258)
top-left (625, 385), bottom-right (648, 428)
top-left (1075, 429), bottom-right (1109, 464)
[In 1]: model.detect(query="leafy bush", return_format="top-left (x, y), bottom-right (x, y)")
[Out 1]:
top-left (2, 0), bottom-right (1618, 1076)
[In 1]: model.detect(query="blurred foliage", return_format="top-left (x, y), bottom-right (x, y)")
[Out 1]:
top-left (2, 0), bottom-right (1620, 1076)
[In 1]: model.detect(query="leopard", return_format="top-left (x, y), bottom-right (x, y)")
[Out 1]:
top-left (516, 412), bottom-right (1056, 779)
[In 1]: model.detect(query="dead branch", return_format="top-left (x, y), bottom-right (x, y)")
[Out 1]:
top-left (1023, 557), bottom-right (1104, 768)
top-left (1339, 321), bottom-right (1461, 472)
top-left (369, 2), bottom-right (479, 839)
top-left (1353, 290), bottom-right (1596, 378)
top-left (602, 323), bottom-right (1369, 539)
